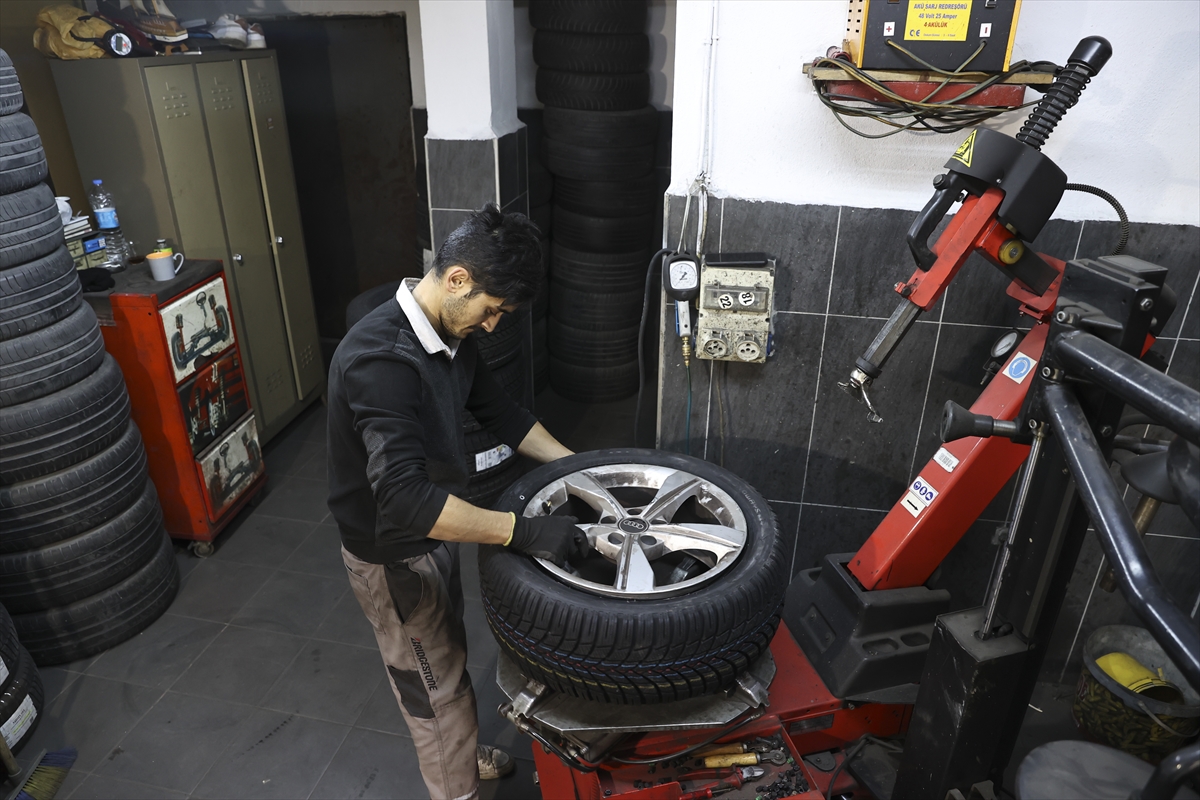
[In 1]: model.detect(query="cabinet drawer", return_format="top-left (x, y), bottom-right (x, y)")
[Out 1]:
top-left (178, 350), bottom-right (250, 457)
top-left (196, 412), bottom-right (264, 521)
top-left (160, 275), bottom-right (235, 384)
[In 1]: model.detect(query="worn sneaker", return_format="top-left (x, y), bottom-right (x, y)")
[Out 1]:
top-left (477, 744), bottom-right (515, 780)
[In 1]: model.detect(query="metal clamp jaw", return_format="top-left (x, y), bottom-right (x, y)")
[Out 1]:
top-left (839, 368), bottom-right (883, 424)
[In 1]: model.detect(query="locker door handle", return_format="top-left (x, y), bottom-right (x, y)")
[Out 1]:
top-left (233, 253), bottom-right (244, 264)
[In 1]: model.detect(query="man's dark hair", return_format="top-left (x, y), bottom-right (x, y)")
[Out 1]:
top-left (432, 203), bottom-right (543, 305)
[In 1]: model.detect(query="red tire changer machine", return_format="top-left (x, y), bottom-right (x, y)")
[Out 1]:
top-left (502, 37), bottom-right (1200, 799)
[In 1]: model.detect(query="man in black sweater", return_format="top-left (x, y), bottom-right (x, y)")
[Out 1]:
top-left (326, 205), bottom-right (583, 800)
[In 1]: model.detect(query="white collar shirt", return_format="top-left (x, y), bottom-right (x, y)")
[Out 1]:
top-left (395, 277), bottom-right (459, 360)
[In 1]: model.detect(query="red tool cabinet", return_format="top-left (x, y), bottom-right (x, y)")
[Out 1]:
top-left (84, 259), bottom-right (266, 555)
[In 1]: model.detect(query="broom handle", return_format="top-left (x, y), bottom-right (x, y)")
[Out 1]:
top-left (0, 737), bottom-right (20, 780)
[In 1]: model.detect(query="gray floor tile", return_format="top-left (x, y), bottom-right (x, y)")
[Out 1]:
top-left (190, 710), bottom-right (350, 800)
top-left (293, 449), bottom-right (328, 481)
top-left (353, 675), bottom-right (408, 735)
top-left (214, 514), bottom-right (317, 568)
top-left (280, 523), bottom-right (345, 580)
top-left (40, 766), bottom-right (89, 799)
top-left (93, 691), bottom-right (253, 794)
top-left (169, 559), bottom-right (275, 624)
top-left (264, 429), bottom-right (324, 478)
top-left (69, 772), bottom-right (187, 800)
top-left (253, 475), bottom-right (331, 524)
top-left (308, 727), bottom-right (425, 800)
top-left (311, 590), bottom-right (378, 649)
top-left (172, 626), bottom-right (307, 707)
top-left (84, 614), bottom-right (223, 691)
top-left (21, 675), bottom-right (163, 773)
top-left (230, 571), bottom-right (347, 637)
top-left (38, 666), bottom-right (80, 704)
top-left (261, 641), bottom-right (385, 725)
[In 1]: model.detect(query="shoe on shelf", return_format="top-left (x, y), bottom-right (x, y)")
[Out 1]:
top-left (477, 745), bottom-right (515, 780)
top-left (246, 23), bottom-right (266, 49)
top-left (128, 0), bottom-right (187, 42)
top-left (208, 14), bottom-right (247, 48)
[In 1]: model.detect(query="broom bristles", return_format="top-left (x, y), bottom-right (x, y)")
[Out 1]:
top-left (13, 748), bottom-right (77, 800)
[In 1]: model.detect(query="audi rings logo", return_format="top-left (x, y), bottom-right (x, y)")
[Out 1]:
top-left (618, 518), bottom-right (649, 534)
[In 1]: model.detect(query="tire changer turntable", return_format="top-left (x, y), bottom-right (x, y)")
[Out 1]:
top-left (494, 37), bottom-right (1200, 800)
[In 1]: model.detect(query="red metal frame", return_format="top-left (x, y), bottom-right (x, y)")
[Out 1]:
top-left (531, 622), bottom-right (909, 800)
top-left (825, 80), bottom-right (1026, 109)
top-left (849, 188), bottom-right (1068, 590)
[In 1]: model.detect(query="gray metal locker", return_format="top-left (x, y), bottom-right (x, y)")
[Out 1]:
top-left (51, 51), bottom-right (323, 443)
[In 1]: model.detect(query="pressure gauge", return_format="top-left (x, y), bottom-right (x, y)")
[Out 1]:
top-left (664, 254), bottom-right (700, 301)
top-left (990, 329), bottom-right (1022, 360)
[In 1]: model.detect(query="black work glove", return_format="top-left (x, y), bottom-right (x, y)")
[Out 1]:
top-left (508, 514), bottom-right (588, 568)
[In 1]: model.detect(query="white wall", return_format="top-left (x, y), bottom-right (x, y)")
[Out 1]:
top-left (512, 0), bottom-right (675, 109)
top-left (670, 0), bottom-right (1200, 225)
top-left (163, 0), bottom-right (426, 106)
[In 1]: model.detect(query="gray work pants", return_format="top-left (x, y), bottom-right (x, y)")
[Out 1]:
top-left (342, 544), bottom-right (479, 800)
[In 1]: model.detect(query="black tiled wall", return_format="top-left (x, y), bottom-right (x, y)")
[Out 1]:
top-left (657, 195), bottom-right (1200, 681)
top-left (425, 128), bottom-right (529, 253)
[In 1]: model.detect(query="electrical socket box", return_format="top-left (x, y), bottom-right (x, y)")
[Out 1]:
top-left (696, 253), bottom-right (775, 364)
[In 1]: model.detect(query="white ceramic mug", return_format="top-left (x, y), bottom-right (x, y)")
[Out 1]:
top-left (147, 251), bottom-right (185, 281)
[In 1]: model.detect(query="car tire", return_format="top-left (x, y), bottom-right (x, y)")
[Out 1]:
top-left (541, 138), bottom-right (654, 182)
top-left (0, 184), bottom-right (63, 270)
top-left (533, 31), bottom-right (650, 73)
top-left (0, 353), bottom-right (129, 483)
top-left (548, 317), bottom-right (639, 366)
top-left (543, 106), bottom-right (659, 149)
top-left (0, 301), bottom-right (104, 408)
top-left (548, 356), bottom-right (639, 402)
top-left (552, 206), bottom-right (654, 254)
top-left (550, 281), bottom-right (645, 330)
top-left (0, 421), bottom-right (148, 552)
top-left (537, 70), bottom-right (649, 112)
top-left (0, 645), bottom-right (43, 753)
top-left (11, 532), bottom-right (180, 666)
top-left (479, 448), bottom-right (786, 703)
top-left (0, 50), bottom-right (22, 117)
top-left (0, 113), bottom-right (48, 195)
top-left (555, 174), bottom-right (659, 218)
top-left (0, 481), bottom-right (164, 614)
top-left (551, 243), bottom-right (650, 292)
top-left (528, 0), bottom-right (647, 35)
top-left (0, 245), bottom-right (80, 342)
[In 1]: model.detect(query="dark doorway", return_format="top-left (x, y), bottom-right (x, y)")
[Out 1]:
top-left (258, 15), bottom-right (423, 360)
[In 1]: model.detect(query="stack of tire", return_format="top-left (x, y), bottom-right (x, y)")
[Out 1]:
top-left (1, 603), bottom-right (42, 756)
top-left (0, 49), bottom-right (179, 667)
top-left (531, 0), bottom-right (658, 402)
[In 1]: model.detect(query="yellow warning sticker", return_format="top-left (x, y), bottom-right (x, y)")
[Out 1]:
top-left (951, 129), bottom-right (976, 167)
top-left (905, 0), bottom-right (973, 42)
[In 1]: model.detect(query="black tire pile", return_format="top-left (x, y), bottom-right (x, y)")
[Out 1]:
top-left (0, 49), bottom-right (179, 668)
top-left (530, 0), bottom-right (658, 402)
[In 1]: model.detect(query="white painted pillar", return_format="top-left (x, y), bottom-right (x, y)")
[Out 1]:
top-left (419, 0), bottom-right (519, 139)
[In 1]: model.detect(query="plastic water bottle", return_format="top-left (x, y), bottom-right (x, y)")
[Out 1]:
top-left (87, 179), bottom-right (133, 270)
